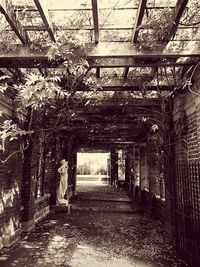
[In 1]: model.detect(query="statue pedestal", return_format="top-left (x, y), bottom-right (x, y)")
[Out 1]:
top-left (52, 203), bottom-right (71, 214)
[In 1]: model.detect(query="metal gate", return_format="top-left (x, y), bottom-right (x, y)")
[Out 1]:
top-left (175, 161), bottom-right (200, 266)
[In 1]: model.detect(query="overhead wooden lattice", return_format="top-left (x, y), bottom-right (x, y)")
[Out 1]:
top-left (0, 0), bottom-right (199, 92)
top-left (0, 0), bottom-right (199, 146)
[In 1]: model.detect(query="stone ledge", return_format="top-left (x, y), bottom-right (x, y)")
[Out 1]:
top-left (34, 206), bottom-right (50, 223)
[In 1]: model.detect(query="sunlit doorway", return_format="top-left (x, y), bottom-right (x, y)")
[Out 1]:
top-left (76, 152), bottom-right (110, 187)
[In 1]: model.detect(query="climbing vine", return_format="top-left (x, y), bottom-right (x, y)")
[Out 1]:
top-left (0, 1), bottom-right (199, 165)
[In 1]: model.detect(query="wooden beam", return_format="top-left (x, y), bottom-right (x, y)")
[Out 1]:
top-left (97, 85), bottom-right (170, 92)
top-left (89, 58), bottom-right (196, 68)
top-left (0, 0), bottom-right (28, 44)
top-left (33, 0), bottom-right (56, 42)
top-left (14, 5), bottom-right (182, 12)
top-left (132, 0), bottom-right (147, 43)
top-left (73, 119), bottom-right (156, 127)
top-left (164, 0), bottom-right (188, 42)
top-left (0, 55), bottom-right (197, 68)
top-left (85, 42), bottom-right (200, 58)
top-left (91, 0), bottom-right (99, 44)
top-left (0, 43), bottom-right (200, 68)
top-left (81, 78), bottom-right (171, 91)
top-left (63, 129), bottom-right (144, 139)
top-left (78, 98), bottom-right (159, 107)
top-left (68, 123), bottom-right (144, 130)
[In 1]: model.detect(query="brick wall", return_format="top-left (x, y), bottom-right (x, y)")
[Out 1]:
top-left (0, 93), bottom-right (23, 248)
top-left (173, 73), bottom-right (200, 161)
top-left (0, 92), bottom-right (55, 247)
top-left (172, 69), bottom-right (200, 264)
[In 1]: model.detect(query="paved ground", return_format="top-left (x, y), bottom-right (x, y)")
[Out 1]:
top-left (0, 184), bottom-right (181, 267)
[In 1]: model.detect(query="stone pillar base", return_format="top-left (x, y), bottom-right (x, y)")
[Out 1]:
top-left (0, 229), bottom-right (21, 249)
top-left (21, 219), bottom-right (35, 232)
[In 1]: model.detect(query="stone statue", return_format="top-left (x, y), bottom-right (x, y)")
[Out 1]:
top-left (56, 159), bottom-right (69, 205)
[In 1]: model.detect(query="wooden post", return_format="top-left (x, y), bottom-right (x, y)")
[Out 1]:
top-left (125, 149), bottom-right (131, 190)
top-left (128, 145), bottom-right (135, 194)
top-left (147, 139), bottom-right (159, 197)
top-left (72, 148), bottom-right (77, 197)
top-left (134, 146), bottom-right (140, 198)
top-left (67, 136), bottom-right (73, 199)
top-left (45, 135), bottom-right (61, 205)
top-left (139, 144), bottom-right (148, 191)
top-left (21, 141), bottom-right (35, 231)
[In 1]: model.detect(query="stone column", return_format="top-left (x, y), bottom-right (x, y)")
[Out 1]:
top-left (110, 149), bottom-right (118, 185)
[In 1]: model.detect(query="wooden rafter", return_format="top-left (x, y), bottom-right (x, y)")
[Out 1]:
top-left (33, 0), bottom-right (56, 42)
top-left (132, 0), bottom-right (147, 43)
top-left (96, 67), bottom-right (100, 78)
top-left (91, 0), bottom-right (99, 44)
top-left (123, 67), bottom-right (129, 79)
top-left (0, 0), bottom-right (28, 44)
top-left (14, 5), bottom-right (181, 12)
top-left (124, 0), bottom-right (147, 78)
top-left (165, 0), bottom-right (189, 42)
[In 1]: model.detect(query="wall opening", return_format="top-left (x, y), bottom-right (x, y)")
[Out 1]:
top-left (76, 152), bottom-right (110, 186)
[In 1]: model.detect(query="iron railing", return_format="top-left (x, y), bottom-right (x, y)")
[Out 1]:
top-left (175, 161), bottom-right (200, 266)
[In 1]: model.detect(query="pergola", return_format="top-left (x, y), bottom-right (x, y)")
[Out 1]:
top-left (0, 0), bottom-right (200, 146)
top-left (1, 3), bottom-right (200, 265)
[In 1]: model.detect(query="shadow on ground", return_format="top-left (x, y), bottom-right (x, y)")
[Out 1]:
top-left (0, 185), bottom-right (186, 267)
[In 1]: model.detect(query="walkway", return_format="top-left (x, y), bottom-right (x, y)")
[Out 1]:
top-left (0, 185), bottom-right (179, 267)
